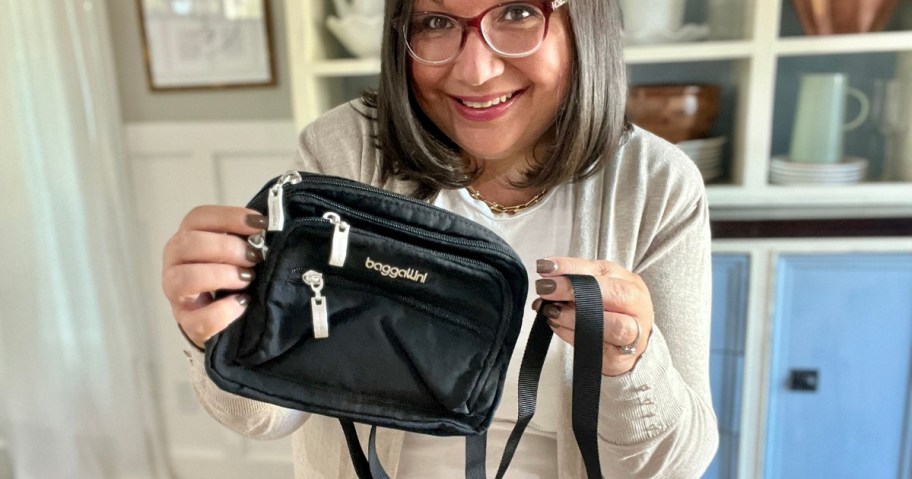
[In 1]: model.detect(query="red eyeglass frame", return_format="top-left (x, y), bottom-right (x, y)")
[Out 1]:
top-left (404, 0), bottom-right (569, 65)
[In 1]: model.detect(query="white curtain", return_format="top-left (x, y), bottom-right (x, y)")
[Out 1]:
top-left (0, 0), bottom-right (169, 478)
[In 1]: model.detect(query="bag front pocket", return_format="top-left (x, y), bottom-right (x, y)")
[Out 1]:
top-left (255, 277), bottom-right (500, 420)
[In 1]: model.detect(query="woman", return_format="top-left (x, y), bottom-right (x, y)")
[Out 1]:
top-left (162, 0), bottom-right (718, 477)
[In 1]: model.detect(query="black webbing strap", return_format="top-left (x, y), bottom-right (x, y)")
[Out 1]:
top-left (492, 274), bottom-right (603, 478)
top-left (491, 304), bottom-right (555, 478)
top-left (567, 274), bottom-right (605, 478)
top-left (367, 425), bottom-right (390, 478)
top-left (339, 274), bottom-right (604, 479)
top-left (340, 419), bottom-right (390, 479)
top-left (465, 432), bottom-right (487, 478)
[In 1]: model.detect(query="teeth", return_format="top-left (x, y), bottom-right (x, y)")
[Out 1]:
top-left (462, 93), bottom-right (514, 109)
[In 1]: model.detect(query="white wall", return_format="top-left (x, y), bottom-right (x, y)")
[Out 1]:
top-left (127, 120), bottom-right (299, 478)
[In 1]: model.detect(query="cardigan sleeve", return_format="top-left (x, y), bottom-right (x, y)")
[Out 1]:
top-left (593, 145), bottom-right (718, 478)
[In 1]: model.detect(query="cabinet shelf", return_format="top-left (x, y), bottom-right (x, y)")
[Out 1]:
top-left (775, 31), bottom-right (912, 56)
top-left (624, 41), bottom-right (754, 63)
top-left (709, 183), bottom-right (912, 208)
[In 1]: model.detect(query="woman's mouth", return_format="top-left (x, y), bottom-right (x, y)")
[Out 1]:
top-left (451, 89), bottom-right (525, 120)
top-left (459, 91), bottom-right (516, 109)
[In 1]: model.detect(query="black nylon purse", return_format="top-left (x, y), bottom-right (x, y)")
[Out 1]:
top-left (204, 171), bottom-right (606, 478)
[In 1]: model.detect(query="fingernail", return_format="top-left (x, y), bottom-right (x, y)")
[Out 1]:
top-left (536, 259), bottom-right (557, 274)
top-left (535, 279), bottom-right (556, 295)
top-left (543, 303), bottom-right (561, 320)
top-left (547, 318), bottom-right (559, 328)
top-left (239, 269), bottom-right (255, 282)
top-left (245, 214), bottom-right (268, 229)
top-left (531, 298), bottom-right (543, 311)
top-left (236, 294), bottom-right (250, 306)
top-left (246, 245), bottom-right (262, 263)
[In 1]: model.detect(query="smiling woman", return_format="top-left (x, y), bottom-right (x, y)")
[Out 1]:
top-left (163, 0), bottom-right (719, 477)
top-left (407, 0), bottom-right (572, 188)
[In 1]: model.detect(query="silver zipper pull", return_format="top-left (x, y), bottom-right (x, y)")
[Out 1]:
top-left (267, 171), bottom-right (303, 231)
top-left (303, 270), bottom-right (329, 339)
top-left (247, 230), bottom-right (269, 260)
top-left (322, 212), bottom-right (350, 267)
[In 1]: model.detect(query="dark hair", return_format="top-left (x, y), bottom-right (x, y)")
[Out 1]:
top-left (361, 0), bottom-right (629, 199)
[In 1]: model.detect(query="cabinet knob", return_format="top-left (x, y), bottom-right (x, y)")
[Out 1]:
top-left (789, 369), bottom-right (819, 392)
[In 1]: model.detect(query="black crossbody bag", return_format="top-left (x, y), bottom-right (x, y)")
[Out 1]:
top-left (205, 171), bottom-right (606, 478)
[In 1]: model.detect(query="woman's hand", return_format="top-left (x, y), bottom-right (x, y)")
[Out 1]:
top-left (532, 257), bottom-right (654, 377)
top-left (162, 206), bottom-right (268, 349)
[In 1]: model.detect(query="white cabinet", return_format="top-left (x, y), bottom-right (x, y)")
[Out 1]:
top-left (284, 0), bottom-right (912, 217)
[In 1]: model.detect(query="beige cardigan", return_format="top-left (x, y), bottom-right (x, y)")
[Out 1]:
top-left (185, 102), bottom-right (718, 478)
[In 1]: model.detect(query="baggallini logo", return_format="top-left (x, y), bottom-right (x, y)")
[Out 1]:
top-left (365, 257), bottom-right (428, 283)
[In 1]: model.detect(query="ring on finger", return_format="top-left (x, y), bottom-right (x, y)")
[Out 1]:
top-left (618, 318), bottom-right (641, 355)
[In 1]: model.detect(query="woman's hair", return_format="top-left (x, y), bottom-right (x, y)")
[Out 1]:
top-left (361, 0), bottom-right (629, 199)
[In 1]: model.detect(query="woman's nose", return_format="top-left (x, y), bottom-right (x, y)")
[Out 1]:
top-left (450, 29), bottom-right (505, 87)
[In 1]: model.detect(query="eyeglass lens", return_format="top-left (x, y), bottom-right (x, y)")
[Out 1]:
top-left (407, 3), bottom-right (547, 64)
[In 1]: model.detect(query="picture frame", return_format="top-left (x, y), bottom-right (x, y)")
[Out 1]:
top-left (137, 0), bottom-right (276, 91)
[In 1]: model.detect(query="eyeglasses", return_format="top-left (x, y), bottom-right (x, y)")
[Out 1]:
top-left (403, 0), bottom-right (568, 65)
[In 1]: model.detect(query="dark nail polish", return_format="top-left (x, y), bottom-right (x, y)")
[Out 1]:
top-left (536, 259), bottom-right (557, 274)
top-left (245, 214), bottom-right (268, 229)
top-left (531, 298), bottom-right (543, 311)
top-left (239, 269), bottom-right (255, 282)
top-left (547, 318), bottom-right (559, 328)
top-left (535, 279), bottom-right (556, 295)
top-left (246, 245), bottom-right (262, 263)
top-left (543, 303), bottom-right (561, 320)
top-left (236, 294), bottom-right (250, 306)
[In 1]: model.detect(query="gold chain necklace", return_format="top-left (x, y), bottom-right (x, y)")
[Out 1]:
top-left (466, 186), bottom-right (549, 215)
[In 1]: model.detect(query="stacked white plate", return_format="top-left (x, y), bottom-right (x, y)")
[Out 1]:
top-left (769, 156), bottom-right (868, 185)
top-left (677, 137), bottom-right (727, 181)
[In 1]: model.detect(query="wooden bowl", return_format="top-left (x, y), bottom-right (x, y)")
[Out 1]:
top-left (626, 84), bottom-right (721, 144)
top-left (791, 0), bottom-right (900, 35)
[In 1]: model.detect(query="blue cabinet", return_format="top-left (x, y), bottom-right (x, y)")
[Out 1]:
top-left (705, 251), bottom-right (912, 479)
top-left (765, 254), bottom-right (912, 479)
top-left (704, 255), bottom-right (750, 479)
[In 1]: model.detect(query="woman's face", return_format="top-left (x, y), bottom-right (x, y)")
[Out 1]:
top-left (409, 0), bottom-right (573, 169)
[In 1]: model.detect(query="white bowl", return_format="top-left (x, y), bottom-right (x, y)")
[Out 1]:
top-left (326, 14), bottom-right (384, 59)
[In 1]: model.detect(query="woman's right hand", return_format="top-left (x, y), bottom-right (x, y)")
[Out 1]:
top-left (162, 206), bottom-right (268, 349)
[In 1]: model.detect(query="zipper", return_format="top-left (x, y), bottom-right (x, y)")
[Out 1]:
top-left (267, 170), bottom-right (303, 231)
top-left (303, 269), bottom-right (330, 339)
top-left (322, 212), bottom-right (350, 267)
top-left (290, 272), bottom-right (486, 336)
top-left (291, 191), bottom-right (519, 266)
top-left (248, 230), bottom-right (269, 260)
top-left (248, 173), bottom-right (519, 266)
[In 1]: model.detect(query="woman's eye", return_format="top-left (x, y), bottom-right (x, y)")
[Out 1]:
top-left (421, 15), bottom-right (455, 31)
top-left (501, 5), bottom-right (536, 21)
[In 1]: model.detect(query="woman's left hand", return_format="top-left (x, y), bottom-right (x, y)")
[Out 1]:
top-left (533, 257), bottom-right (654, 377)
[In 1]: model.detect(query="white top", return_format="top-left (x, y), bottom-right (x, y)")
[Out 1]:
top-left (396, 184), bottom-right (573, 477)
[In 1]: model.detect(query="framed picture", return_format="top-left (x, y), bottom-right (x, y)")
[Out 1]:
top-left (137, 0), bottom-right (276, 91)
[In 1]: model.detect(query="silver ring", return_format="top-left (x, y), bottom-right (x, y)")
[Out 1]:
top-left (618, 318), bottom-right (641, 355)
